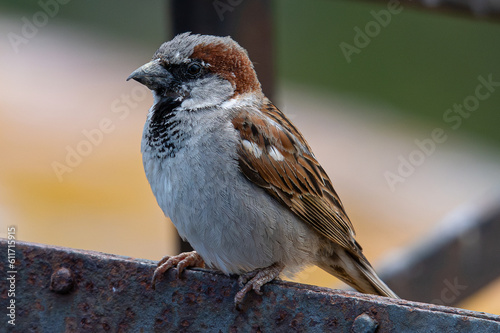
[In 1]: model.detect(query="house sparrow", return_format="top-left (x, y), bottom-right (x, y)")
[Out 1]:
top-left (127, 32), bottom-right (398, 306)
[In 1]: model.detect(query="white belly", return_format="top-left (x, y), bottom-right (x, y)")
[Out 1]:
top-left (142, 111), bottom-right (321, 275)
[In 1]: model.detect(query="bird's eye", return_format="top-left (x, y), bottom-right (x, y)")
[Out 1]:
top-left (186, 63), bottom-right (202, 77)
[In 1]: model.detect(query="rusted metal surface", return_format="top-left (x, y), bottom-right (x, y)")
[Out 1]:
top-left (380, 200), bottom-right (500, 307)
top-left (1, 239), bottom-right (499, 332)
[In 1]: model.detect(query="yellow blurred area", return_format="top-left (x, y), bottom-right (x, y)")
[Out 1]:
top-left (0, 19), bottom-right (177, 259)
top-left (1, 17), bottom-right (499, 315)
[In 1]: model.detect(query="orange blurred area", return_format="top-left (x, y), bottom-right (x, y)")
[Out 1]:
top-left (1, 15), bottom-right (499, 315)
top-left (0, 18), bottom-right (177, 260)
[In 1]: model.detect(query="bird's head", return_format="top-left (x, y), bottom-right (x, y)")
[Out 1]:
top-left (127, 32), bottom-right (262, 110)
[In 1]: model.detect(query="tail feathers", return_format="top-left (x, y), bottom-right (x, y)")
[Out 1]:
top-left (317, 250), bottom-right (399, 299)
top-left (355, 258), bottom-right (399, 299)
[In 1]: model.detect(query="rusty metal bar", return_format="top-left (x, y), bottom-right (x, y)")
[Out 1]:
top-left (1, 239), bottom-right (499, 332)
top-left (379, 198), bottom-right (500, 306)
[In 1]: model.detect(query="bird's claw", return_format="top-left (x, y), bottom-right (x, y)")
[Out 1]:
top-left (234, 263), bottom-right (283, 309)
top-left (151, 251), bottom-right (204, 289)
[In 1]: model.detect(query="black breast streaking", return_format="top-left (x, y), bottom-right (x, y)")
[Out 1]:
top-left (145, 98), bottom-right (186, 158)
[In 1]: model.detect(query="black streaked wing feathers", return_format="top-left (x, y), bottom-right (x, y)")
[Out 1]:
top-left (231, 99), bottom-right (360, 254)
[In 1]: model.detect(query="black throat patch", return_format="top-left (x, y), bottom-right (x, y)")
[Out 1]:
top-left (144, 97), bottom-right (185, 158)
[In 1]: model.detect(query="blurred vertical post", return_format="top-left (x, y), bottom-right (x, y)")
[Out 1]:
top-left (170, 0), bottom-right (275, 252)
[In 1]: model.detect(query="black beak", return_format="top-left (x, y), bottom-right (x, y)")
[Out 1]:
top-left (127, 60), bottom-right (173, 91)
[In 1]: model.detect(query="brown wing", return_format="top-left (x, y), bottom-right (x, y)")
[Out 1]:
top-left (231, 98), bottom-right (360, 253)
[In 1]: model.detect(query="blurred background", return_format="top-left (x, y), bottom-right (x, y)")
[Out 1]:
top-left (1, 0), bottom-right (499, 315)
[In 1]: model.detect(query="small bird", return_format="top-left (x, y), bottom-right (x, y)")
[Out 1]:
top-left (127, 32), bottom-right (398, 306)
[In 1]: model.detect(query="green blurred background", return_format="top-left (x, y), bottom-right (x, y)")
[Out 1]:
top-left (2, 0), bottom-right (499, 142)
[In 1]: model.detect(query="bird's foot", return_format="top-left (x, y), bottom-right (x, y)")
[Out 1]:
top-left (151, 251), bottom-right (205, 289)
top-left (235, 263), bottom-right (284, 308)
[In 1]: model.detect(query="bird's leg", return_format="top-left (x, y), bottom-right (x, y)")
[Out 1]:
top-left (151, 251), bottom-right (205, 289)
top-left (235, 263), bottom-right (284, 307)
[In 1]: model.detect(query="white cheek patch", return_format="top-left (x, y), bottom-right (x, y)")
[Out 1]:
top-left (268, 146), bottom-right (284, 161)
top-left (181, 76), bottom-right (234, 110)
top-left (242, 139), bottom-right (262, 158)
